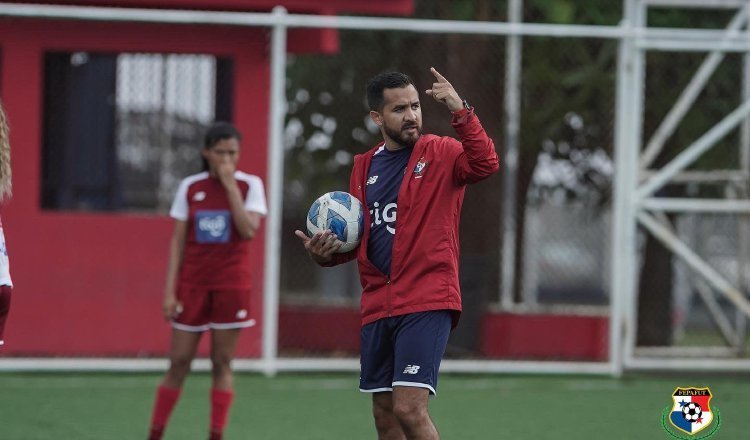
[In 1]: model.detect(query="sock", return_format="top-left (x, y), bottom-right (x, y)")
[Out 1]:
top-left (148, 426), bottom-right (164, 440)
top-left (209, 388), bottom-right (234, 438)
top-left (148, 385), bottom-right (182, 439)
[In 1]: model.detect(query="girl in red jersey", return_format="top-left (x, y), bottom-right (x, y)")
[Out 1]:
top-left (0, 100), bottom-right (12, 348)
top-left (148, 122), bottom-right (267, 440)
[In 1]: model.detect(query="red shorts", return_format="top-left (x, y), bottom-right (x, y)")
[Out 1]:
top-left (172, 284), bottom-right (254, 332)
top-left (0, 285), bottom-right (12, 346)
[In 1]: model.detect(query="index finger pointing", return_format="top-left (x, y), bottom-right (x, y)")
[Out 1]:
top-left (430, 67), bottom-right (449, 83)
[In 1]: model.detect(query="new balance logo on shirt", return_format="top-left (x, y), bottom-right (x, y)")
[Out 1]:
top-left (403, 365), bottom-right (421, 375)
top-left (367, 176), bottom-right (379, 185)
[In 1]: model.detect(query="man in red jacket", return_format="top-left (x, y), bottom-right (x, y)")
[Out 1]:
top-left (295, 68), bottom-right (499, 439)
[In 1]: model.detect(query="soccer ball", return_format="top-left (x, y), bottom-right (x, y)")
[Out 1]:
top-left (306, 191), bottom-right (363, 253)
top-left (682, 402), bottom-right (702, 422)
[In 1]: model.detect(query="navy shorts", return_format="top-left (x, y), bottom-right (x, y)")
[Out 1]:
top-left (359, 310), bottom-right (452, 396)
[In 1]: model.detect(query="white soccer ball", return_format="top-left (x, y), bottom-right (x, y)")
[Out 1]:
top-left (306, 191), bottom-right (364, 253)
top-left (682, 402), bottom-right (702, 422)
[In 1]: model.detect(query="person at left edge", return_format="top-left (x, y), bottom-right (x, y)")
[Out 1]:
top-left (147, 122), bottom-right (268, 440)
top-left (0, 99), bottom-right (13, 349)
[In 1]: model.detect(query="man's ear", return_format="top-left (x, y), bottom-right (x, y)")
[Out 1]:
top-left (369, 110), bottom-right (383, 127)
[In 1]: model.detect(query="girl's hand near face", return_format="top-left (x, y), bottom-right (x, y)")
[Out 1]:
top-left (216, 161), bottom-right (236, 189)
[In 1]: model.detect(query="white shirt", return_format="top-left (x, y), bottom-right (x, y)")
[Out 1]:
top-left (0, 220), bottom-right (12, 287)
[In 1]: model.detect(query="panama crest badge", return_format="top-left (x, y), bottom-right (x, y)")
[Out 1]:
top-left (413, 157), bottom-right (427, 179)
top-left (661, 387), bottom-right (720, 439)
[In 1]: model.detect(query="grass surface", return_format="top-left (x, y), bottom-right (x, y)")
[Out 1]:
top-left (0, 372), bottom-right (746, 439)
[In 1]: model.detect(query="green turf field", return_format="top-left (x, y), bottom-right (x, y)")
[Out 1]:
top-left (0, 372), bottom-right (746, 439)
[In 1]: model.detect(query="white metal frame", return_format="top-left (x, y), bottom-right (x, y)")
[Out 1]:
top-left (500, 0), bottom-right (522, 310)
top-left (0, 1), bottom-right (748, 374)
top-left (615, 0), bottom-right (750, 372)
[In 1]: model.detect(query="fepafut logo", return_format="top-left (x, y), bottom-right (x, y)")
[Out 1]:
top-left (661, 387), bottom-right (721, 439)
top-left (413, 156), bottom-right (427, 178)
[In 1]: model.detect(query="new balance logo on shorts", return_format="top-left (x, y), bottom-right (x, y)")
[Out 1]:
top-left (367, 176), bottom-right (379, 185)
top-left (403, 365), bottom-right (420, 374)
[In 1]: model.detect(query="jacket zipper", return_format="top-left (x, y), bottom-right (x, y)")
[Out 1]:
top-left (386, 275), bottom-right (392, 317)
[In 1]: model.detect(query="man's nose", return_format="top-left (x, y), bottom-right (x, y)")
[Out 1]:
top-left (404, 108), bottom-right (416, 121)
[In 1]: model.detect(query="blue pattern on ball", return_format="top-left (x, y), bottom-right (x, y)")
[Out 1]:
top-left (330, 191), bottom-right (352, 210)
top-left (327, 209), bottom-right (348, 240)
top-left (305, 191), bottom-right (363, 252)
top-left (307, 199), bottom-right (321, 233)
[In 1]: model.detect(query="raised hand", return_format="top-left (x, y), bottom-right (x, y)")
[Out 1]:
top-left (425, 67), bottom-right (463, 112)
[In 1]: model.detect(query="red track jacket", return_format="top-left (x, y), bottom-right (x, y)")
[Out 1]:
top-left (324, 109), bottom-right (499, 327)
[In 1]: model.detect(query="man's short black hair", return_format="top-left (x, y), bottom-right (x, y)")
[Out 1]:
top-left (366, 72), bottom-right (416, 112)
top-left (204, 121), bottom-right (242, 149)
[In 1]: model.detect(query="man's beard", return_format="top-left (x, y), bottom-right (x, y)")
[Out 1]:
top-left (384, 122), bottom-right (421, 149)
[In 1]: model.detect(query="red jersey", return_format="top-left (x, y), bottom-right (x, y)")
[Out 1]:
top-left (325, 110), bottom-right (499, 327)
top-left (170, 171), bottom-right (267, 289)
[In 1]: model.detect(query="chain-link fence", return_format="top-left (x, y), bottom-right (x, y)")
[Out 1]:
top-left (277, 27), bottom-right (618, 362)
top-left (276, 1), bottom-right (750, 367)
top-left (636, 44), bottom-right (747, 353)
top-left (5, 0), bottom-right (750, 372)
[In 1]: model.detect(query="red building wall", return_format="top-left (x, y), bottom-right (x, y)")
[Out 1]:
top-left (0, 0), bottom-right (415, 359)
top-left (0, 19), bottom-right (270, 357)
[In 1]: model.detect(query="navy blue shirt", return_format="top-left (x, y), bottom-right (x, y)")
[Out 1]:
top-left (366, 145), bottom-right (412, 276)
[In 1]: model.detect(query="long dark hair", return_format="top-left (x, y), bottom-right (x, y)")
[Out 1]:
top-left (202, 121), bottom-right (242, 172)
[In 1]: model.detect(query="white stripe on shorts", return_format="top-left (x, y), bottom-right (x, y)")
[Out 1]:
top-left (171, 319), bottom-right (256, 332)
top-left (392, 381), bottom-right (436, 395)
top-left (359, 387), bottom-right (393, 393)
top-left (171, 322), bottom-right (211, 332)
top-left (210, 319), bottom-right (256, 330)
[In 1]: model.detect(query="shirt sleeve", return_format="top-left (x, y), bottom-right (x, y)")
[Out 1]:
top-left (169, 179), bottom-right (190, 221)
top-left (451, 109), bottom-right (500, 185)
top-left (245, 176), bottom-right (268, 216)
